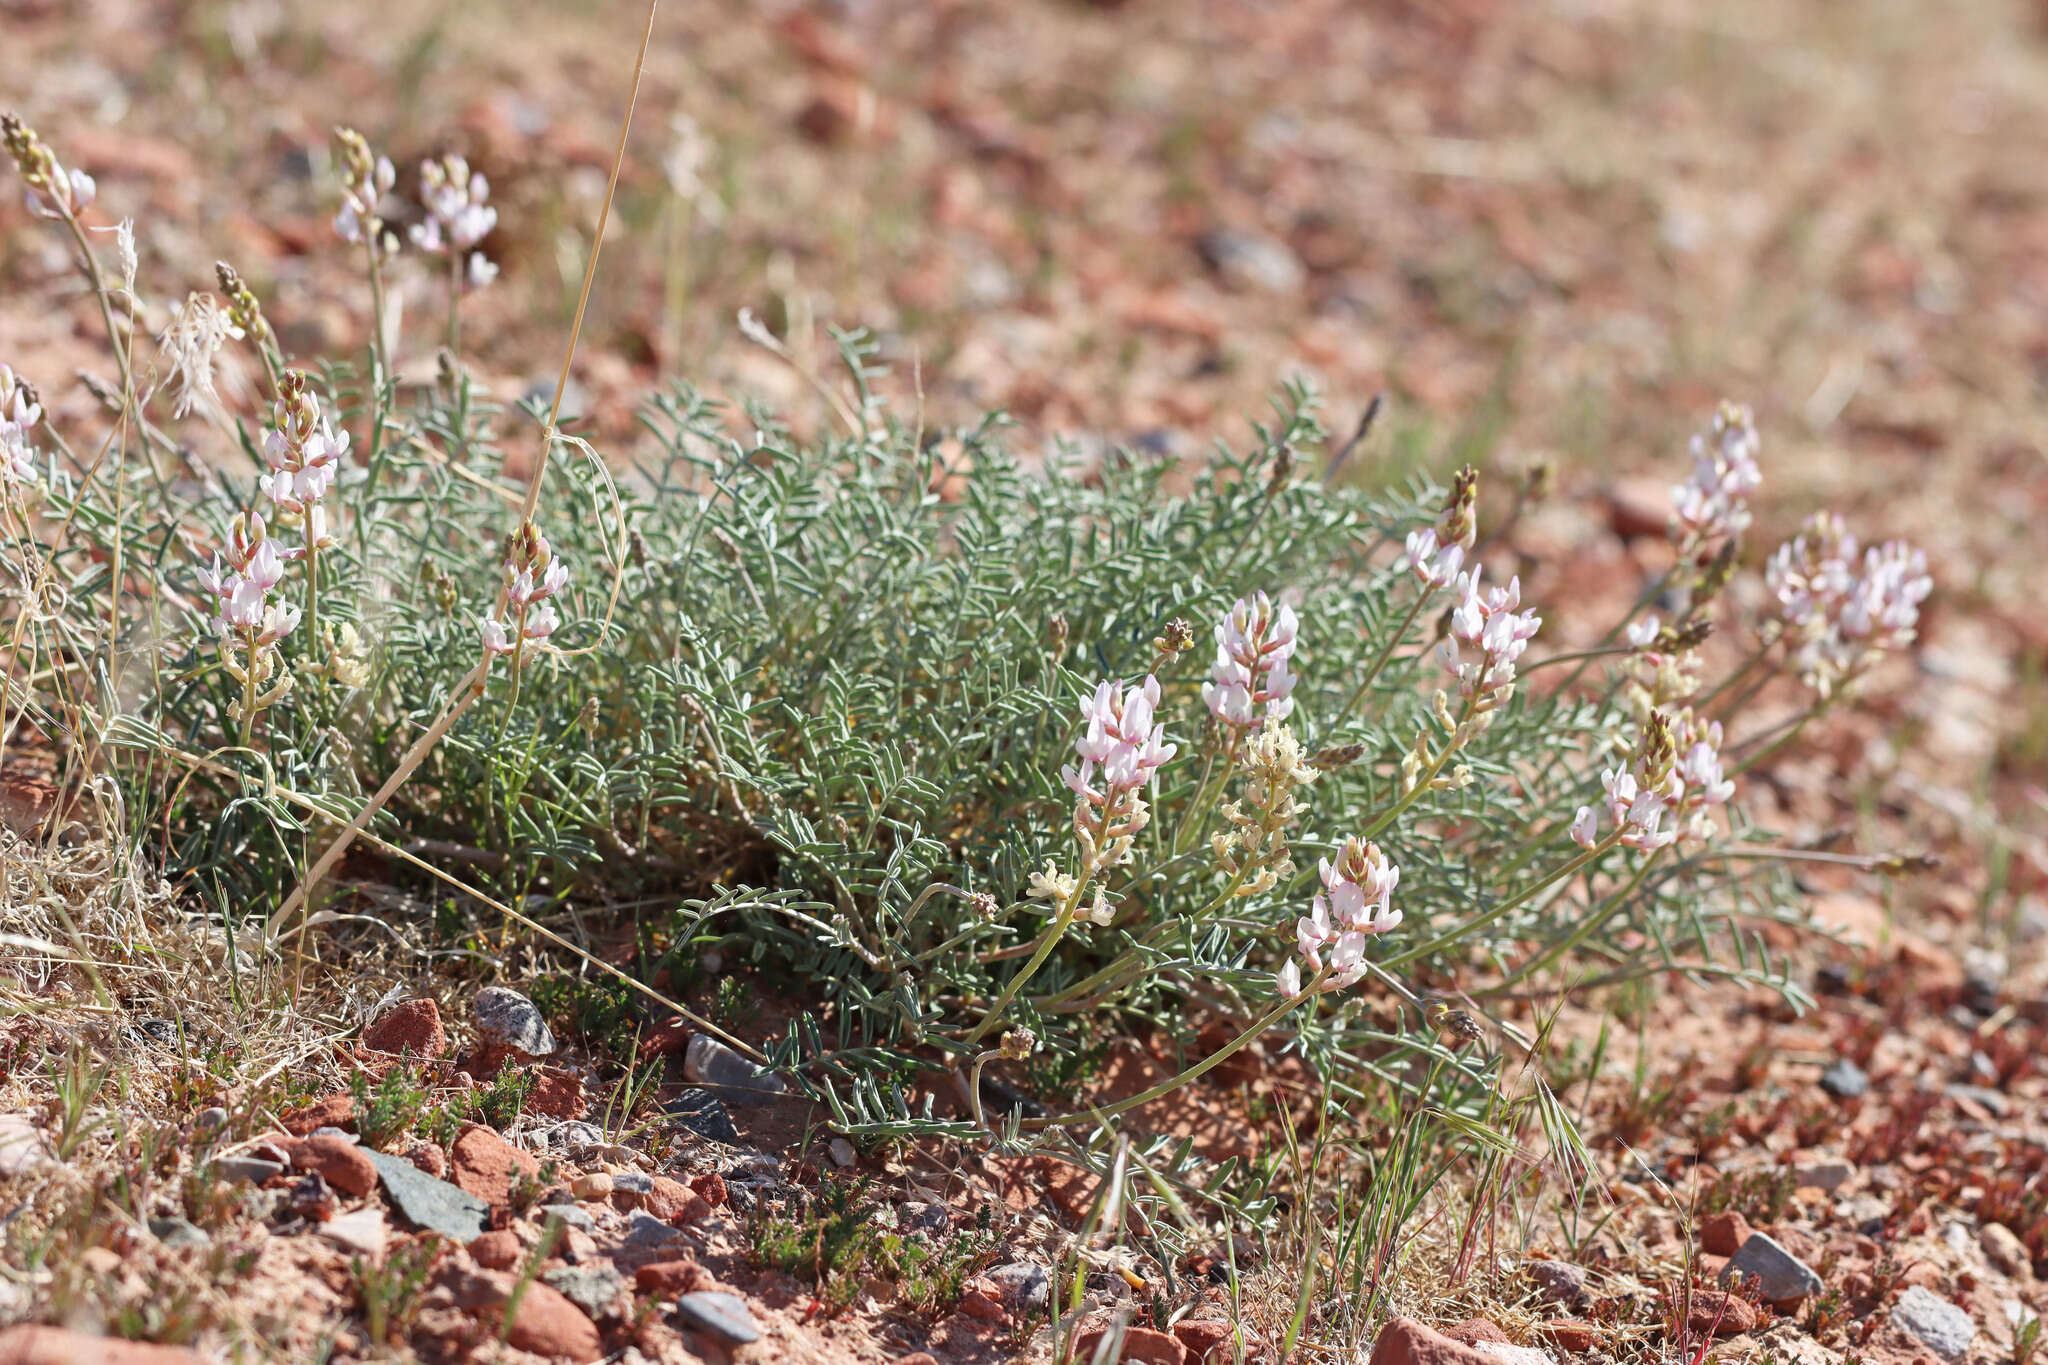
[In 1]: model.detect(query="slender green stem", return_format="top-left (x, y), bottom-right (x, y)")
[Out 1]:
top-left (61, 213), bottom-right (130, 394)
top-left (964, 898), bottom-right (1078, 1047)
top-left (1336, 593), bottom-right (1430, 730)
top-left (238, 633), bottom-right (258, 749)
top-left (1025, 969), bottom-right (1323, 1128)
top-left (1381, 831), bottom-right (1622, 971)
top-left (447, 248), bottom-right (463, 356)
top-left (303, 541), bottom-right (320, 668)
top-left (1486, 849), bottom-right (1662, 992)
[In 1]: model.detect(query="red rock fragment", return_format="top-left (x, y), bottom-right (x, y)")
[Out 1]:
top-left (1701, 1210), bottom-right (1752, 1257)
top-left (1371, 1318), bottom-right (1515, 1365)
top-left (450, 1124), bottom-right (540, 1206)
top-left (361, 998), bottom-right (447, 1059)
top-left (634, 1259), bottom-right (709, 1296)
top-left (281, 1093), bottom-right (354, 1135)
top-left (1543, 1321), bottom-right (1599, 1352)
top-left (528, 1068), bottom-right (587, 1120)
top-left (285, 1135), bottom-right (377, 1198)
top-left (469, 1229), bottom-right (522, 1270)
top-left (689, 1172), bottom-right (727, 1207)
top-left (0, 1325), bottom-right (209, 1363)
top-left (1173, 1320), bottom-right (1235, 1362)
top-left (1073, 1326), bottom-right (1185, 1365)
top-left (1442, 1320), bottom-right (1510, 1346)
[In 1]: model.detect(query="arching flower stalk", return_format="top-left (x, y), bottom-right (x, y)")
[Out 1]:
top-left (198, 513), bottom-right (300, 747)
top-left (967, 673), bottom-right (1176, 1047)
top-left (409, 153), bottom-right (499, 353)
top-left (333, 128), bottom-right (398, 394)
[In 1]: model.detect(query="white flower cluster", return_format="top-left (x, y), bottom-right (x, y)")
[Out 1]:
top-left (1062, 675), bottom-right (1176, 860)
top-left (1671, 401), bottom-right (1762, 554)
top-left (0, 364), bottom-right (41, 488)
top-left (480, 523), bottom-right (569, 659)
top-left (1766, 512), bottom-right (1931, 697)
top-left (199, 513), bottom-right (300, 653)
top-left (332, 127), bottom-right (396, 253)
top-left (1572, 710), bottom-right (1734, 852)
top-left (262, 370), bottom-right (345, 552)
top-left (1279, 837), bottom-right (1401, 997)
top-left (1440, 567), bottom-right (1542, 711)
top-left (411, 154), bottom-right (499, 290)
top-left (1202, 591), bottom-right (1298, 729)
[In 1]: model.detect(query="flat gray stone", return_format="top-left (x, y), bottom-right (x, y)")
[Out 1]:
top-left (666, 1088), bottom-right (741, 1145)
top-left (216, 1156), bottom-right (284, 1185)
top-left (473, 987), bottom-right (555, 1057)
top-left (676, 1290), bottom-right (761, 1344)
top-left (148, 1216), bottom-right (210, 1248)
top-left (1819, 1058), bottom-right (1868, 1099)
top-left (1795, 1160), bottom-right (1855, 1193)
top-left (621, 1209), bottom-right (683, 1249)
top-left (541, 1204), bottom-right (596, 1232)
top-left (544, 1261), bottom-right (628, 1321)
top-left (984, 1261), bottom-right (1049, 1311)
top-left (613, 1171), bottom-right (654, 1195)
top-left (683, 1035), bottom-right (787, 1104)
top-left (367, 1149), bottom-right (488, 1243)
top-left (1890, 1286), bottom-right (1975, 1359)
top-left (1719, 1232), bottom-right (1823, 1302)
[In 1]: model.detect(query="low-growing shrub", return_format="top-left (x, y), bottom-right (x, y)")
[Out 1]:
top-left (0, 100), bottom-right (1935, 1337)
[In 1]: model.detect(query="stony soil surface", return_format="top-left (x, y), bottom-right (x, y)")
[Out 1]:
top-left (2, 0), bottom-right (2046, 1363)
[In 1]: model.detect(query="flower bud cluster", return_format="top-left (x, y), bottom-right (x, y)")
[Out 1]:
top-left (3, 113), bottom-right (95, 221)
top-left (333, 128), bottom-right (397, 254)
top-left (1202, 591), bottom-right (1299, 730)
top-left (1671, 401), bottom-right (1762, 556)
top-left (1765, 512), bottom-right (1931, 698)
top-left (480, 522), bottom-right (570, 659)
top-left (1061, 675), bottom-right (1176, 866)
top-left (1212, 718), bottom-right (1317, 897)
top-left (1402, 464), bottom-right (1479, 590)
top-left (1279, 837), bottom-right (1401, 997)
top-left (410, 154), bottom-right (499, 289)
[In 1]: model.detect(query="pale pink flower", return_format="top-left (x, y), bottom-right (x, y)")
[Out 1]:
top-left (1403, 528), bottom-right (1465, 591)
top-left (1440, 564), bottom-right (1541, 708)
top-left (1671, 401), bottom-right (1762, 554)
top-left (25, 166), bottom-right (93, 220)
top-left (1203, 591), bottom-right (1299, 729)
top-left (1063, 675), bottom-right (1176, 801)
top-left (1766, 512), bottom-right (1931, 695)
